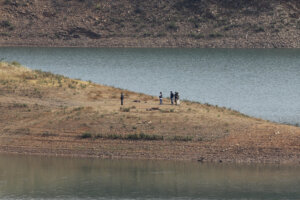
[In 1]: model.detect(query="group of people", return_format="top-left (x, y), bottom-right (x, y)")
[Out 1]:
top-left (120, 91), bottom-right (180, 106)
top-left (160, 91), bottom-right (180, 105)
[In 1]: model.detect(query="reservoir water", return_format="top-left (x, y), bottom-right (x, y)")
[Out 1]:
top-left (0, 48), bottom-right (299, 124)
top-left (1, 155), bottom-right (300, 200)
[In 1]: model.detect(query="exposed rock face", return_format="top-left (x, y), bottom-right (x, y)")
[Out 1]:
top-left (0, 0), bottom-right (299, 47)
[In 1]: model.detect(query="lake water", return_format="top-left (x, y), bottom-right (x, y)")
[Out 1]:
top-left (1, 154), bottom-right (300, 200)
top-left (0, 48), bottom-right (299, 124)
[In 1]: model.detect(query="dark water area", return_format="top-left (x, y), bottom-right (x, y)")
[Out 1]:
top-left (1, 154), bottom-right (300, 200)
top-left (0, 48), bottom-right (299, 124)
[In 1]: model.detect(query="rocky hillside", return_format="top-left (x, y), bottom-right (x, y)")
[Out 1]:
top-left (0, 0), bottom-right (299, 47)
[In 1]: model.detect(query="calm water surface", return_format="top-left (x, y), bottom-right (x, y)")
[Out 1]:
top-left (0, 48), bottom-right (299, 124)
top-left (0, 155), bottom-right (300, 200)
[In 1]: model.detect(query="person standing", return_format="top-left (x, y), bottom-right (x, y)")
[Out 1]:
top-left (159, 92), bottom-right (163, 105)
top-left (120, 92), bottom-right (124, 105)
top-left (170, 91), bottom-right (174, 105)
top-left (174, 92), bottom-right (178, 105)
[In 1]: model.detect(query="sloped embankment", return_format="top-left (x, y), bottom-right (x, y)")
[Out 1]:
top-left (0, 62), bottom-right (300, 163)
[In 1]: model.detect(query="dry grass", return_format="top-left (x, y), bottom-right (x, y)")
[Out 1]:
top-left (0, 62), bottom-right (300, 163)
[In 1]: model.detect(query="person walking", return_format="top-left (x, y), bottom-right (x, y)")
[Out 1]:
top-left (170, 91), bottom-right (174, 105)
top-left (159, 92), bottom-right (163, 105)
top-left (120, 92), bottom-right (124, 105)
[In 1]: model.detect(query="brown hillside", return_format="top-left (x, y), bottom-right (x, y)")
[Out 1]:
top-left (0, 0), bottom-right (299, 47)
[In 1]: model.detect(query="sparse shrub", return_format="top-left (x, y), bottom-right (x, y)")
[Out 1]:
top-left (4, 0), bottom-right (13, 5)
top-left (80, 83), bottom-right (87, 89)
top-left (166, 21), bottom-right (178, 31)
top-left (156, 32), bottom-right (167, 37)
top-left (13, 103), bottom-right (28, 108)
top-left (125, 133), bottom-right (163, 141)
top-left (1, 20), bottom-right (11, 27)
top-left (209, 32), bottom-right (223, 38)
top-left (143, 32), bottom-right (151, 37)
top-left (223, 24), bottom-right (240, 31)
top-left (107, 134), bottom-right (123, 139)
top-left (126, 133), bottom-right (140, 140)
top-left (172, 135), bottom-right (193, 141)
top-left (0, 32), bottom-right (9, 37)
top-left (120, 107), bottom-right (130, 112)
top-left (254, 26), bottom-right (265, 32)
top-left (11, 61), bottom-right (21, 66)
top-left (139, 133), bottom-right (163, 140)
top-left (95, 3), bottom-right (101, 10)
top-left (80, 132), bottom-right (92, 139)
top-left (68, 83), bottom-right (76, 89)
top-left (72, 107), bottom-right (84, 112)
top-left (15, 128), bottom-right (30, 135)
top-left (41, 132), bottom-right (58, 137)
top-left (159, 109), bottom-right (169, 113)
top-left (189, 33), bottom-right (204, 39)
top-left (134, 7), bottom-right (143, 14)
top-left (0, 20), bottom-right (14, 30)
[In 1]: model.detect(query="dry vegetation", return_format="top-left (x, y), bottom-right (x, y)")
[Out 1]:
top-left (0, 62), bottom-right (300, 163)
top-left (0, 0), bottom-right (299, 47)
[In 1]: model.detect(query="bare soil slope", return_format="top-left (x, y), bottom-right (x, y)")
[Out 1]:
top-left (0, 0), bottom-right (299, 47)
top-left (0, 62), bottom-right (300, 163)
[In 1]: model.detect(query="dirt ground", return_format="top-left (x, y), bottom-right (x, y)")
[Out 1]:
top-left (0, 62), bottom-right (300, 163)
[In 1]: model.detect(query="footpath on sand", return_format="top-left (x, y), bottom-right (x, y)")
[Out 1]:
top-left (0, 62), bottom-right (300, 163)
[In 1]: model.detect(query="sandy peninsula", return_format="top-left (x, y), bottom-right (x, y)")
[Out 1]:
top-left (0, 62), bottom-right (299, 163)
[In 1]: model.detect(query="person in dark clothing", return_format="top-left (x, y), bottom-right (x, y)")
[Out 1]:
top-left (159, 92), bottom-right (163, 105)
top-left (120, 92), bottom-right (124, 105)
top-left (174, 92), bottom-right (178, 105)
top-left (170, 91), bottom-right (174, 105)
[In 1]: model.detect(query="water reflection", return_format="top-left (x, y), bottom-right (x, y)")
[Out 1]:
top-left (0, 154), bottom-right (300, 199)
